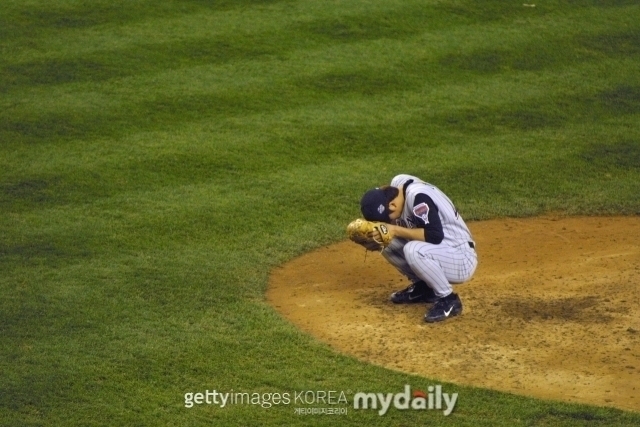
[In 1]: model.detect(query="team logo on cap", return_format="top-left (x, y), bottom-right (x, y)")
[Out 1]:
top-left (377, 204), bottom-right (385, 214)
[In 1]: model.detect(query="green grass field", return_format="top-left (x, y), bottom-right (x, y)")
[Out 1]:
top-left (1, 0), bottom-right (640, 425)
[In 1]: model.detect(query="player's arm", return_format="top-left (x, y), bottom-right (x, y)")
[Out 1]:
top-left (387, 225), bottom-right (426, 241)
top-left (389, 194), bottom-right (444, 243)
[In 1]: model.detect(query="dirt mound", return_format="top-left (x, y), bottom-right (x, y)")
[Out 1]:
top-left (267, 216), bottom-right (640, 411)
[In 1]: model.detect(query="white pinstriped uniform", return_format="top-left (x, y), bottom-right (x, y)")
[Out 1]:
top-left (382, 174), bottom-right (477, 297)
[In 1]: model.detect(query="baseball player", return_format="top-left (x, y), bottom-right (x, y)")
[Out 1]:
top-left (359, 174), bottom-right (477, 322)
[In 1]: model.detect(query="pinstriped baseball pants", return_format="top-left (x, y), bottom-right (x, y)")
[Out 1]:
top-left (382, 238), bottom-right (478, 298)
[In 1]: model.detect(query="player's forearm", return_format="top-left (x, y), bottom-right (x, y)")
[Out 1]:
top-left (390, 225), bottom-right (426, 242)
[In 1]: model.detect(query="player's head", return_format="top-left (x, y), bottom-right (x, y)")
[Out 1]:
top-left (360, 186), bottom-right (401, 222)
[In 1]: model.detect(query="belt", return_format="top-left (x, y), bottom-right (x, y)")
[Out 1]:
top-left (468, 242), bottom-right (475, 249)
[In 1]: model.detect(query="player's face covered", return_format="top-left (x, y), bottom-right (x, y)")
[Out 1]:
top-left (387, 192), bottom-right (405, 221)
top-left (361, 186), bottom-right (405, 223)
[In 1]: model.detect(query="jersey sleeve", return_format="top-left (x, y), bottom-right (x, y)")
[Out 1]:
top-left (411, 194), bottom-right (444, 244)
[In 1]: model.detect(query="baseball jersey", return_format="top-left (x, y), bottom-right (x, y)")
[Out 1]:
top-left (390, 174), bottom-right (473, 247)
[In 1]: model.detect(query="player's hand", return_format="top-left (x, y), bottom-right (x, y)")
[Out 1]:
top-left (370, 224), bottom-right (395, 243)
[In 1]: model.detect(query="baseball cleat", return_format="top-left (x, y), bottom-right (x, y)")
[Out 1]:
top-left (424, 293), bottom-right (462, 323)
top-left (390, 281), bottom-right (438, 304)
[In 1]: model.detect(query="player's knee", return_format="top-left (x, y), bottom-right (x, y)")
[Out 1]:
top-left (402, 240), bottom-right (422, 262)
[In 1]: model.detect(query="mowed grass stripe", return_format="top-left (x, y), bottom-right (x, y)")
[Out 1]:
top-left (0, 0), bottom-right (492, 71)
top-left (2, 3), bottom-right (637, 119)
top-left (2, 1), bottom-right (638, 93)
top-left (0, 0), bottom-right (550, 62)
top-left (2, 55), bottom-right (639, 214)
top-left (2, 53), bottom-right (638, 163)
top-left (2, 28), bottom-right (639, 146)
top-left (3, 46), bottom-right (639, 168)
top-left (2, 96), bottom-right (638, 218)
top-left (0, 0), bottom-right (296, 42)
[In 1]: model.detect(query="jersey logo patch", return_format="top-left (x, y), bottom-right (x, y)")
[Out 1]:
top-left (412, 202), bottom-right (430, 224)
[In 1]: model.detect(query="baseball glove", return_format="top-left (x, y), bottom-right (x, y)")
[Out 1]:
top-left (346, 218), bottom-right (393, 251)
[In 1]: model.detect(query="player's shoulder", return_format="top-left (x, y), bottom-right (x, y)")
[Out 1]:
top-left (405, 180), bottom-right (436, 198)
top-left (390, 174), bottom-right (424, 188)
top-left (390, 174), bottom-right (442, 200)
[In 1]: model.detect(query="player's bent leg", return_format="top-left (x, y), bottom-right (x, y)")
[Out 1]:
top-left (404, 240), bottom-right (477, 285)
top-left (402, 241), bottom-right (454, 298)
top-left (383, 239), bottom-right (438, 303)
top-left (382, 238), bottom-right (420, 282)
top-left (402, 241), bottom-right (477, 322)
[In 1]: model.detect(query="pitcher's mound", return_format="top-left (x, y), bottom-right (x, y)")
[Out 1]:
top-left (267, 216), bottom-right (640, 411)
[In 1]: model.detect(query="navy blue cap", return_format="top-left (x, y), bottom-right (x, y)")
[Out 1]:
top-left (360, 188), bottom-right (389, 222)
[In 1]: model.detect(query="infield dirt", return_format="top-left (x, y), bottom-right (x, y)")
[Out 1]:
top-left (268, 216), bottom-right (640, 411)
